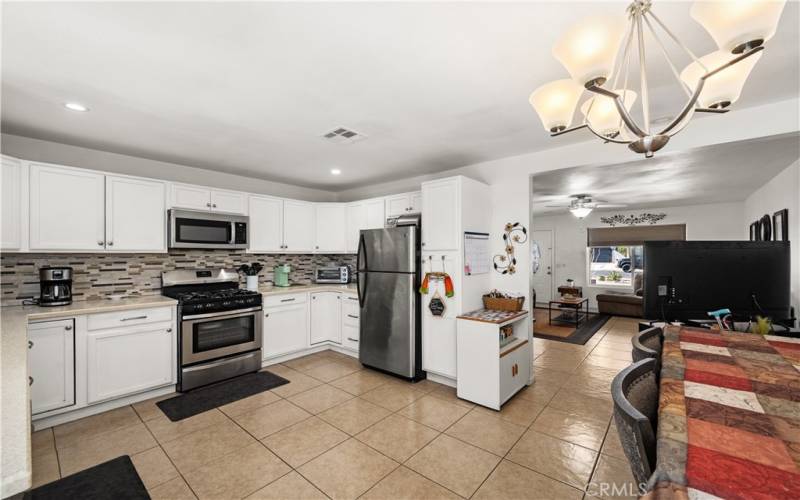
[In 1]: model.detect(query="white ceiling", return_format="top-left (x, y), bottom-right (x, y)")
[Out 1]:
top-left (531, 132), bottom-right (800, 215)
top-left (2, 1), bottom-right (799, 191)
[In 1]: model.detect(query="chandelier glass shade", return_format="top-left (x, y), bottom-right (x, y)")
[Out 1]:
top-left (529, 0), bottom-right (784, 157)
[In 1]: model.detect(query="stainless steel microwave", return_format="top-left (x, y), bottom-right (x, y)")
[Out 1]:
top-left (168, 209), bottom-right (249, 249)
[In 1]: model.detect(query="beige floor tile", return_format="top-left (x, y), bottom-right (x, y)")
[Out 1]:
top-left (183, 442), bottom-right (291, 499)
top-left (330, 370), bottom-right (391, 395)
top-left (148, 476), bottom-right (197, 500)
top-left (473, 460), bottom-right (583, 500)
top-left (445, 409), bottom-right (526, 456)
top-left (283, 353), bottom-right (334, 372)
top-left (31, 449), bottom-right (60, 488)
top-left (406, 434), bottom-right (500, 498)
top-left (572, 365), bottom-right (622, 383)
top-left (581, 355), bottom-right (632, 371)
top-left (267, 365), bottom-right (324, 398)
top-left (507, 429), bottom-right (598, 489)
top-left (318, 397), bottom-right (390, 435)
top-left (563, 373), bottom-right (614, 395)
top-left (305, 360), bottom-right (362, 382)
top-left (601, 424), bottom-right (627, 461)
top-left (32, 428), bottom-right (55, 456)
top-left (131, 446), bottom-right (179, 490)
top-left (355, 414), bottom-right (440, 463)
top-left (533, 352), bottom-right (587, 373)
top-left (361, 466), bottom-right (460, 500)
top-left (299, 439), bottom-right (398, 500)
top-left (397, 395), bottom-right (470, 432)
top-left (360, 382), bottom-right (425, 411)
top-left (532, 367), bottom-right (571, 386)
top-left (406, 379), bottom-right (446, 394)
top-left (530, 407), bottom-right (609, 451)
top-left (234, 399), bottom-right (312, 438)
top-left (288, 384), bottom-right (354, 414)
top-left (218, 390), bottom-right (281, 418)
top-left (58, 421), bottom-right (157, 476)
top-left (426, 384), bottom-right (476, 409)
top-left (161, 418), bottom-right (256, 474)
top-left (548, 389), bottom-right (613, 422)
top-left (587, 454), bottom-right (640, 499)
top-left (132, 393), bottom-right (177, 422)
top-left (262, 416), bottom-right (348, 468)
top-left (516, 378), bottom-right (562, 405)
top-left (473, 396), bottom-right (545, 427)
top-left (54, 406), bottom-right (142, 450)
top-left (246, 471), bottom-right (327, 500)
top-left (144, 409), bottom-right (229, 444)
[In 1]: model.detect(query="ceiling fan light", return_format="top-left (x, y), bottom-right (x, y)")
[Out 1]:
top-left (570, 206), bottom-right (593, 218)
top-left (680, 49), bottom-right (762, 108)
top-left (529, 79), bottom-right (584, 133)
top-left (552, 15), bottom-right (628, 87)
top-left (690, 0), bottom-right (787, 53)
top-left (580, 89), bottom-right (637, 137)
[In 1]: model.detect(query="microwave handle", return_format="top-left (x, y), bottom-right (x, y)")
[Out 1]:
top-left (230, 222), bottom-right (235, 244)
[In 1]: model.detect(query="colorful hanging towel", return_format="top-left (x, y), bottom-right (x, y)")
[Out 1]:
top-left (419, 272), bottom-right (454, 298)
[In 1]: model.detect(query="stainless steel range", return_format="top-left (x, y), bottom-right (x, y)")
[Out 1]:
top-left (162, 269), bottom-right (262, 391)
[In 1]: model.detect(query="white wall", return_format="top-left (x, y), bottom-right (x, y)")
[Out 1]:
top-left (0, 133), bottom-right (338, 202)
top-left (533, 201), bottom-right (746, 311)
top-left (744, 160), bottom-right (800, 318)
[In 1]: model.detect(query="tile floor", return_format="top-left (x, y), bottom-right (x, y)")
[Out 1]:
top-left (30, 316), bottom-right (640, 499)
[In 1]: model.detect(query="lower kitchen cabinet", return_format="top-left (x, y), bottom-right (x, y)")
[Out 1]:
top-left (86, 323), bottom-right (175, 404)
top-left (310, 291), bottom-right (341, 345)
top-left (263, 300), bottom-right (309, 359)
top-left (341, 296), bottom-right (360, 351)
top-left (29, 319), bottom-right (75, 415)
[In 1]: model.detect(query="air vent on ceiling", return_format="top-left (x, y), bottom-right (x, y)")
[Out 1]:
top-left (322, 127), bottom-right (367, 144)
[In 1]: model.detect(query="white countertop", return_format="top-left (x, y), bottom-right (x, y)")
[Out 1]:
top-left (259, 283), bottom-right (358, 296)
top-left (0, 296), bottom-right (178, 497)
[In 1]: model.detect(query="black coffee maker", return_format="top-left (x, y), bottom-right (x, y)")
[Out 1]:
top-left (39, 267), bottom-right (73, 306)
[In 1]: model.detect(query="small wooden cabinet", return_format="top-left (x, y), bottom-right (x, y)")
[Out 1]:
top-left (263, 294), bottom-right (309, 358)
top-left (29, 319), bottom-right (75, 415)
top-left (310, 292), bottom-right (341, 345)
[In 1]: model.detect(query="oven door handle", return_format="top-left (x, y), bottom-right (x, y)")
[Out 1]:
top-left (181, 306), bottom-right (262, 321)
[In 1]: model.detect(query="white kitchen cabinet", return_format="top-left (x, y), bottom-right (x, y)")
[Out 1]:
top-left (29, 319), bottom-right (75, 415)
top-left (283, 200), bottom-right (315, 252)
top-left (29, 163), bottom-right (106, 251)
top-left (341, 295), bottom-right (360, 351)
top-left (315, 204), bottom-right (347, 253)
top-left (421, 179), bottom-right (459, 251)
top-left (1, 156), bottom-right (24, 250)
top-left (249, 195), bottom-right (284, 252)
top-left (263, 298), bottom-right (309, 358)
top-left (385, 191), bottom-right (421, 217)
top-left (346, 199), bottom-right (385, 253)
top-left (87, 320), bottom-right (175, 404)
top-left (105, 175), bottom-right (166, 252)
top-left (310, 292), bottom-right (341, 344)
top-left (169, 183), bottom-right (246, 214)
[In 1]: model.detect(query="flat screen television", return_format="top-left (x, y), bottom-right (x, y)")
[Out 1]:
top-left (643, 241), bottom-right (792, 323)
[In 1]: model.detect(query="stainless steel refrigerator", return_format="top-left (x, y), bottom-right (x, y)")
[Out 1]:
top-left (356, 214), bottom-right (424, 380)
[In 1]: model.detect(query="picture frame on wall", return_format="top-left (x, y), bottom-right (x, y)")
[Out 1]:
top-left (773, 209), bottom-right (789, 242)
top-left (750, 221), bottom-right (758, 241)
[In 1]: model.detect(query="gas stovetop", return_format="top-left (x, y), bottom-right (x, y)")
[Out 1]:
top-left (161, 268), bottom-right (262, 315)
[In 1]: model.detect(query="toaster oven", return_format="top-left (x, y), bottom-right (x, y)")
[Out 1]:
top-left (315, 266), bottom-right (350, 284)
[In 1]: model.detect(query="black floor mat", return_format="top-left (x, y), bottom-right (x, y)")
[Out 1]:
top-left (24, 456), bottom-right (148, 500)
top-left (534, 313), bottom-right (612, 345)
top-left (157, 371), bottom-right (289, 421)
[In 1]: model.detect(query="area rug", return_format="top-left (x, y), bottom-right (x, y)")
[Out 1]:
top-left (157, 370), bottom-right (289, 421)
top-left (533, 307), bottom-right (611, 345)
top-left (24, 456), bottom-right (148, 500)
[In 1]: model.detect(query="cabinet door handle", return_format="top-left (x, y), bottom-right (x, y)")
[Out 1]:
top-left (206, 202), bottom-right (212, 207)
top-left (347, 337), bottom-right (359, 342)
top-left (121, 315), bottom-right (148, 322)
top-left (97, 241), bottom-right (104, 246)
top-left (29, 376), bottom-right (33, 386)
top-left (212, 204), bottom-right (217, 208)
top-left (107, 241), bottom-right (113, 246)
top-left (166, 328), bottom-right (172, 333)
top-left (265, 313), bottom-right (269, 317)
top-left (347, 314), bottom-right (359, 319)
top-left (280, 298), bottom-right (295, 303)
top-left (64, 325), bottom-right (72, 331)
top-left (28, 340), bottom-right (33, 349)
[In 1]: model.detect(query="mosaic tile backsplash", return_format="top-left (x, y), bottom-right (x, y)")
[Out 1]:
top-left (0, 251), bottom-right (356, 306)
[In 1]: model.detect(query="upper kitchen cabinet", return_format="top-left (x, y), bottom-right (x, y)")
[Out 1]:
top-left (346, 198), bottom-right (385, 253)
top-left (105, 175), bottom-right (166, 252)
top-left (29, 163), bottom-right (106, 251)
top-left (315, 203), bottom-right (347, 253)
top-left (421, 179), bottom-right (460, 251)
top-left (385, 191), bottom-right (421, 217)
top-left (169, 183), bottom-right (246, 214)
top-left (283, 200), bottom-right (315, 252)
top-left (249, 195), bottom-right (284, 252)
top-left (1, 156), bottom-right (25, 250)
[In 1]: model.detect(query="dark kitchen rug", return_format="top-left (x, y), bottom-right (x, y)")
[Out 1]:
top-left (157, 371), bottom-right (289, 421)
top-left (24, 456), bottom-right (148, 500)
top-left (533, 308), bottom-right (611, 345)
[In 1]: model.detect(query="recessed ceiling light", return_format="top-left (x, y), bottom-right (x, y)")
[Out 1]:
top-left (330, 168), bottom-right (342, 175)
top-left (64, 102), bottom-right (89, 112)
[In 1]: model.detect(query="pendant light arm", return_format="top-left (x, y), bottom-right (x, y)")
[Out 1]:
top-left (549, 123), bottom-right (588, 137)
top-left (657, 80), bottom-right (704, 136)
top-left (642, 13), bottom-right (693, 98)
top-left (586, 84), bottom-right (647, 138)
top-left (636, 13), bottom-right (651, 134)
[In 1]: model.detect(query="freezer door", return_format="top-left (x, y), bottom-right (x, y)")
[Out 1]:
top-left (359, 272), bottom-right (416, 378)
top-left (359, 227), bottom-right (416, 273)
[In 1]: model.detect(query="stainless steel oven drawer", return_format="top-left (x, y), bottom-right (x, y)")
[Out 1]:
top-left (180, 350), bottom-right (261, 392)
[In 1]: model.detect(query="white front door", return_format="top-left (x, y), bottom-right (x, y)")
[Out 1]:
top-left (531, 229), bottom-right (553, 304)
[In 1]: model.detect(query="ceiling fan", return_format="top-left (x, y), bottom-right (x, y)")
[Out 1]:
top-left (545, 194), bottom-right (627, 218)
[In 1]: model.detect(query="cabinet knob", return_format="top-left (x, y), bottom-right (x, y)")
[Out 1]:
top-left (265, 313), bottom-right (269, 317)
top-left (29, 376), bottom-right (33, 386)
top-left (166, 328), bottom-right (172, 333)
top-left (206, 202), bottom-right (212, 207)
top-left (421, 242), bottom-right (426, 247)
top-left (315, 246), bottom-right (319, 249)
top-left (65, 325), bottom-right (72, 331)
top-left (107, 241), bottom-right (113, 246)
top-left (212, 204), bottom-right (217, 208)
top-left (98, 241), bottom-right (104, 246)
top-left (28, 340), bottom-right (33, 349)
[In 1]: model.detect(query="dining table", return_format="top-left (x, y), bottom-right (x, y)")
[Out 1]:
top-left (644, 325), bottom-right (800, 499)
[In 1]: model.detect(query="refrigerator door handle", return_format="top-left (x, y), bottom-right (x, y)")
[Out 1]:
top-left (357, 233), bottom-right (367, 307)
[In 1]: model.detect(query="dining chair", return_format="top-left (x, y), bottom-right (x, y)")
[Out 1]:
top-left (632, 326), bottom-right (663, 362)
top-left (611, 357), bottom-right (659, 486)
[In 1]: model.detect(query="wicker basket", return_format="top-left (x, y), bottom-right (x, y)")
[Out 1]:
top-left (482, 295), bottom-right (525, 312)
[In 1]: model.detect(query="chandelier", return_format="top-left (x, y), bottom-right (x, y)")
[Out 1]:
top-left (529, 0), bottom-right (786, 157)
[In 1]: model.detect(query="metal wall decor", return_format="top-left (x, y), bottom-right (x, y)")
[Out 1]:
top-left (600, 212), bottom-right (666, 226)
top-left (493, 222), bottom-right (528, 275)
